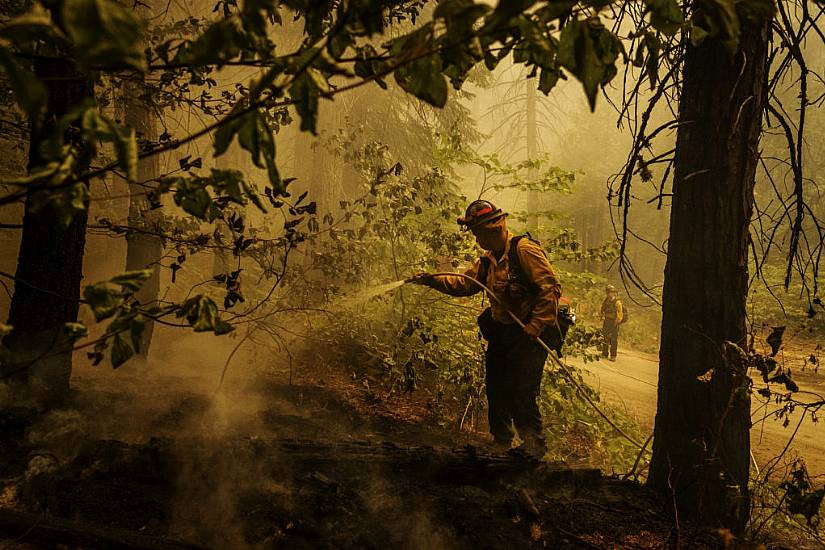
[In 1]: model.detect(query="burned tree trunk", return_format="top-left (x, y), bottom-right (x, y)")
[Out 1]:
top-left (648, 20), bottom-right (770, 530)
top-left (5, 56), bottom-right (94, 404)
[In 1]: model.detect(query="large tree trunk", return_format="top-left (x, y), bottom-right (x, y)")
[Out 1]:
top-left (124, 80), bottom-right (162, 358)
top-left (648, 20), bottom-right (770, 530)
top-left (4, 57), bottom-right (94, 404)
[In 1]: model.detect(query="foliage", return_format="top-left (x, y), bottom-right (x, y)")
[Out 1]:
top-left (748, 458), bottom-right (825, 548)
top-left (3, 0), bottom-right (810, 494)
top-left (538, 368), bottom-right (645, 472)
top-left (0, 0), bottom-right (808, 368)
top-left (748, 263), bottom-right (825, 336)
top-left (283, 131), bottom-right (641, 467)
top-left (779, 461), bottom-right (825, 527)
top-left (0, 0), bottom-right (769, 211)
top-left (0, 269), bottom-right (237, 371)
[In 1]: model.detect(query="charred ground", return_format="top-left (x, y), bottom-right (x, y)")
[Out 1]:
top-left (0, 356), bottom-right (720, 550)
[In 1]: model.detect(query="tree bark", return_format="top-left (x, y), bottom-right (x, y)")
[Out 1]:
top-left (124, 79), bottom-right (162, 358)
top-left (4, 56), bottom-right (94, 404)
top-left (648, 20), bottom-right (770, 531)
top-left (525, 80), bottom-right (539, 232)
top-left (212, 142), bottom-right (237, 278)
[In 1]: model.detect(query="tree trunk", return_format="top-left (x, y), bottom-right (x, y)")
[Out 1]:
top-left (525, 80), bottom-right (539, 232)
top-left (295, 126), bottom-right (329, 210)
top-left (648, 20), bottom-right (770, 531)
top-left (4, 57), bottom-right (94, 404)
top-left (212, 142), bottom-right (236, 278)
top-left (124, 79), bottom-right (162, 358)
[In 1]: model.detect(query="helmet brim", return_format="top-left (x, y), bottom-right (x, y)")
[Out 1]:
top-left (458, 211), bottom-right (506, 231)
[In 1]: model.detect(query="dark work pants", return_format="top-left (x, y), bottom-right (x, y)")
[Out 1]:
top-left (484, 323), bottom-right (548, 445)
top-left (602, 320), bottom-right (619, 358)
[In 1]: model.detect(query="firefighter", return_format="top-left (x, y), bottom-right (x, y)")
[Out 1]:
top-left (600, 284), bottom-right (624, 361)
top-left (409, 200), bottom-right (561, 458)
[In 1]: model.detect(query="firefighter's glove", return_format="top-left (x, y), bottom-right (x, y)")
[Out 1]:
top-left (407, 272), bottom-right (435, 287)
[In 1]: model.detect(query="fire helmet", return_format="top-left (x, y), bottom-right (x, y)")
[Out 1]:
top-left (457, 200), bottom-right (505, 231)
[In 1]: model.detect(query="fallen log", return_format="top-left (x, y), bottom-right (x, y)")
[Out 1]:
top-left (0, 508), bottom-right (206, 550)
top-left (177, 437), bottom-right (602, 489)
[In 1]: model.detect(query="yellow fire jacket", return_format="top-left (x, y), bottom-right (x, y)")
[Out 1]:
top-left (601, 297), bottom-right (624, 324)
top-left (428, 232), bottom-right (562, 335)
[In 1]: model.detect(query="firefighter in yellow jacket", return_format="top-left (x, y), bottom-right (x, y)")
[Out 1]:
top-left (601, 284), bottom-right (624, 361)
top-left (409, 200), bottom-right (561, 457)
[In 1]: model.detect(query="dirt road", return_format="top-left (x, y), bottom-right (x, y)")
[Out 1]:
top-left (575, 349), bottom-right (825, 476)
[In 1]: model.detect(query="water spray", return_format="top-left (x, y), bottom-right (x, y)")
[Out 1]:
top-left (404, 272), bottom-right (647, 451)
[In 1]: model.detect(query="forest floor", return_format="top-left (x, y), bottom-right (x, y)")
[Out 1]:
top-left (0, 342), bottom-right (726, 550)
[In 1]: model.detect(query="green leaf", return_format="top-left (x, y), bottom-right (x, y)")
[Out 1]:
top-left (306, 66), bottom-right (331, 94)
top-left (110, 333), bottom-right (134, 368)
top-left (558, 19), bottom-right (598, 109)
top-left (214, 318), bottom-right (234, 335)
top-left (30, 180), bottom-right (90, 229)
top-left (215, 109), bottom-right (282, 192)
top-left (212, 169), bottom-right (245, 203)
top-left (557, 17), bottom-right (622, 111)
top-left (538, 67), bottom-right (562, 94)
top-left (178, 295), bottom-right (235, 334)
top-left (89, 336), bottom-right (107, 365)
top-left (491, 0), bottom-right (535, 21)
top-left (353, 45), bottom-right (389, 88)
top-left (175, 184), bottom-right (214, 220)
top-left (289, 71), bottom-right (321, 134)
top-left (534, 0), bottom-right (577, 22)
top-left (110, 269), bottom-right (152, 292)
top-left (436, 2), bottom-right (490, 89)
top-left (513, 15), bottom-right (558, 69)
top-left (391, 28), bottom-right (449, 108)
top-left (129, 314), bottom-right (145, 353)
top-left (176, 18), bottom-right (242, 66)
top-left (80, 108), bottom-right (138, 181)
top-left (643, 33), bottom-right (661, 90)
top-left (644, 0), bottom-right (684, 35)
top-left (691, 0), bottom-right (740, 52)
top-left (62, 0), bottom-right (147, 70)
top-left (210, 169), bottom-right (267, 211)
top-left (0, 47), bottom-right (47, 124)
top-left (237, 111), bottom-right (269, 168)
top-left (0, 4), bottom-right (66, 44)
top-left (327, 30), bottom-right (354, 59)
top-left (213, 111), bottom-right (243, 158)
top-left (63, 322), bottom-right (88, 342)
top-left (689, 23), bottom-right (710, 46)
top-left (83, 282), bottom-right (124, 321)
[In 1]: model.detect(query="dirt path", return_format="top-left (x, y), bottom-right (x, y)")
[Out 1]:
top-left (576, 349), bottom-right (825, 476)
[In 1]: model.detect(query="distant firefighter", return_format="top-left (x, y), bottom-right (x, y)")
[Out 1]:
top-left (601, 284), bottom-right (624, 361)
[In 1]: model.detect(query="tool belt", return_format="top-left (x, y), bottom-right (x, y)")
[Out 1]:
top-left (477, 306), bottom-right (571, 355)
top-left (477, 307), bottom-right (507, 343)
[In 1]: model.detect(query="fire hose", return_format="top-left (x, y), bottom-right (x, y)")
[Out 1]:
top-left (407, 272), bottom-right (649, 453)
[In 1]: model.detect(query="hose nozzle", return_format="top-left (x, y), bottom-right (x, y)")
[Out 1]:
top-left (405, 272), bottom-right (433, 285)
